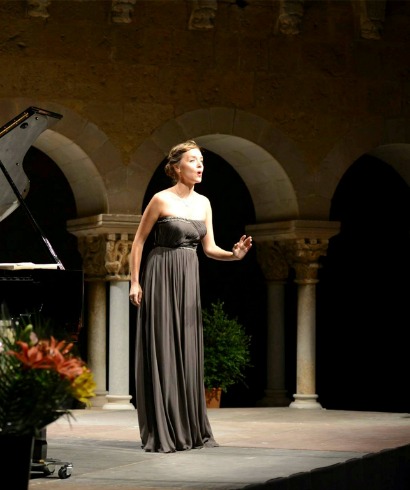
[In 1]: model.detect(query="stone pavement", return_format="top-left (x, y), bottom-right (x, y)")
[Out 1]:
top-left (28, 407), bottom-right (410, 490)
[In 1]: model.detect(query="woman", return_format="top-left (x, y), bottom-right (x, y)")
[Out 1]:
top-left (129, 140), bottom-right (252, 453)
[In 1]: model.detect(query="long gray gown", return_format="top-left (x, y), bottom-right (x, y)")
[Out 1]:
top-left (135, 216), bottom-right (219, 453)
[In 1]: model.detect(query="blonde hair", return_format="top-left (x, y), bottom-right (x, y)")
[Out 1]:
top-left (164, 140), bottom-right (200, 182)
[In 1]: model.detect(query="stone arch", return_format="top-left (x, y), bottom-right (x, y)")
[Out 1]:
top-left (130, 108), bottom-right (308, 222)
top-left (0, 98), bottom-right (126, 218)
top-left (34, 130), bottom-right (108, 218)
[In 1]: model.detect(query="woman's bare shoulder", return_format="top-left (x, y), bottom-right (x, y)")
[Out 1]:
top-left (194, 192), bottom-right (211, 211)
top-left (193, 191), bottom-right (210, 203)
top-left (152, 189), bottom-right (174, 202)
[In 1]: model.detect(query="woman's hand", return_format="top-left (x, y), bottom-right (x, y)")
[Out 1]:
top-left (232, 235), bottom-right (252, 260)
top-left (129, 283), bottom-right (143, 307)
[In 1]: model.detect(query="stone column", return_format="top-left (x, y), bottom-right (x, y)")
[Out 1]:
top-left (87, 280), bottom-right (107, 407)
top-left (284, 238), bottom-right (329, 409)
top-left (246, 220), bottom-right (340, 410)
top-left (254, 241), bottom-right (290, 407)
top-left (68, 214), bottom-right (140, 409)
top-left (77, 234), bottom-right (108, 408)
top-left (103, 233), bottom-right (134, 410)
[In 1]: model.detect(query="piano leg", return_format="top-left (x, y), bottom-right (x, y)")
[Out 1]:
top-left (33, 428), bottom-right (47, 461)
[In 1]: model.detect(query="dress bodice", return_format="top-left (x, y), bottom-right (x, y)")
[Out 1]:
top-left (153, 217), bottom-right (207, 250)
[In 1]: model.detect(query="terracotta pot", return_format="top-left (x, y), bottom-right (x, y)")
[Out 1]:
top-left (205, 387), bottom-right (222, 408)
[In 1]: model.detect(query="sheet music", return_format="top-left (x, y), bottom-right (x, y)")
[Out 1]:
top-left (0, 262), bottom-right (58, 270)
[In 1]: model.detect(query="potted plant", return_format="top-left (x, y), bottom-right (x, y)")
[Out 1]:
top-left (202, 300), bottom-right (252, 408)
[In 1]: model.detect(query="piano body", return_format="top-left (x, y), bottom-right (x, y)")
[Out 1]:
top-left (0, 107), bottom-right (84, 478)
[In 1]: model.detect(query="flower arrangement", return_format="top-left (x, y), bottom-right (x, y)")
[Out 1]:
top-left (0, 318), bottom-right (96, 437)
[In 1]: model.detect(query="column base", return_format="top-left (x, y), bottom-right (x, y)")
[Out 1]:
top-left (256, 389), bottom-right (290, 407)
top-left (102, 395), bottom-right (135, 410)
top-left (289, 393), bottom-right (323, 409)
top-left (90, 391), bottom-right (109, 408)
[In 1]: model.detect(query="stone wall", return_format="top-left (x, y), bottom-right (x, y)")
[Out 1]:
top-left (0, 0), bottom-right (408, 170)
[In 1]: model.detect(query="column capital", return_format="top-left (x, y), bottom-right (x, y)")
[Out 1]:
top-left (68, 214), bottom-right (139, 281)
top-left (282, 239), bottom-right (329, 284)
top-left (254, 241), bottom-right (289, 282)
top-left (247, 220), bottom-right (340, 284)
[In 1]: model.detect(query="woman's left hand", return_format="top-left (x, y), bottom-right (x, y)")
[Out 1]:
top-left (232, 235), bottom-right (252, 260)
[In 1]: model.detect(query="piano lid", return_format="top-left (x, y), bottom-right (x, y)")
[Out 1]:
top-left (0, 107), bottom-right (62, 222)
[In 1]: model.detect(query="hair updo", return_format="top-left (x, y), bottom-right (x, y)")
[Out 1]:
top-left (164, 140), bottom-right (200, 182)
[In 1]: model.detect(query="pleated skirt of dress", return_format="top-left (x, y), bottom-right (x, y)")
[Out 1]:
top-left (135, 246), bottom-right (218, 453)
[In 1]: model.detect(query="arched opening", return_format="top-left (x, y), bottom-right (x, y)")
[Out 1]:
top-left (317, 153), bottom-right (410, 413)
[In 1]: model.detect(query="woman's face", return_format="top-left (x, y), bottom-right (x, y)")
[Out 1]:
top-left (177, 148), bottom-right (204, 184)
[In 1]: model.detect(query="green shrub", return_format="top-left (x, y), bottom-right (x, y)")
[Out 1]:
top-left (202, 300), bottom-right (252, 393)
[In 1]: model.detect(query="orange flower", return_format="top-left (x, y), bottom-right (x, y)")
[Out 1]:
top-left (8, 336), bottom-right (85, 380)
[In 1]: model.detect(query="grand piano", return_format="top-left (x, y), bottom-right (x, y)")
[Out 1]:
top-left (0, 107), bottom-right (84, 471)
top-left (0, 107), bottom-right (83, 333)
